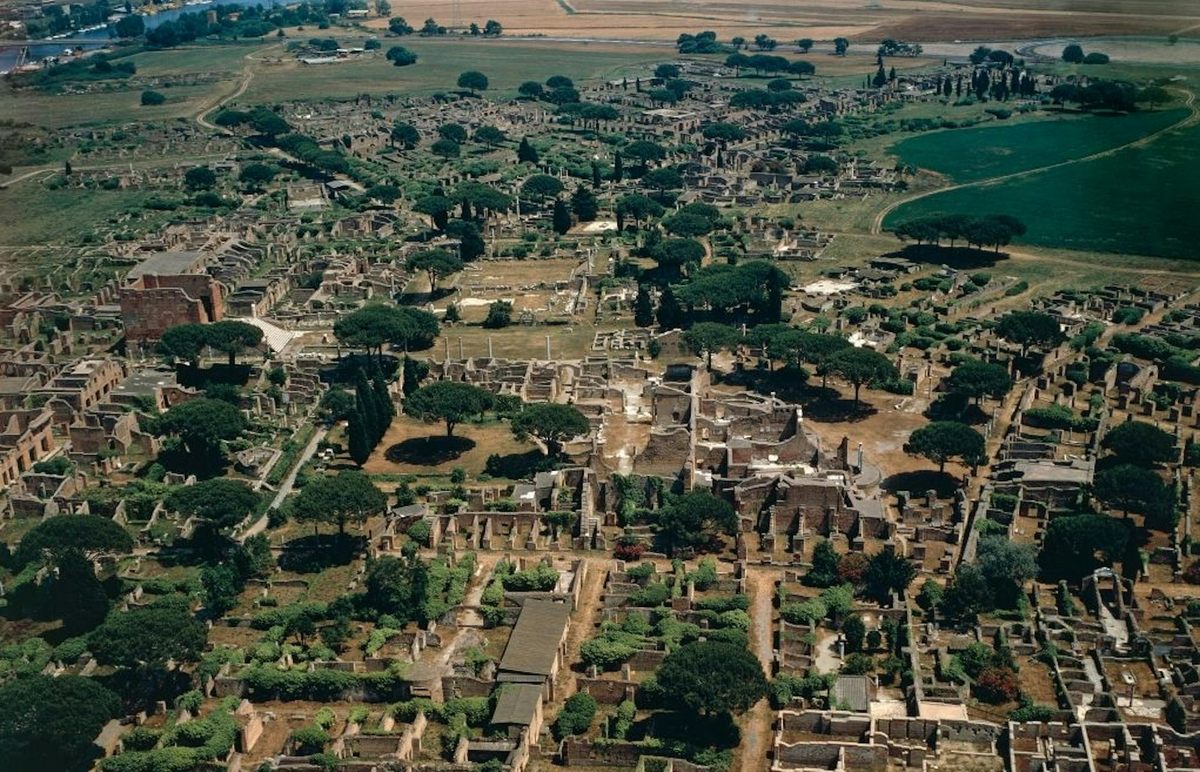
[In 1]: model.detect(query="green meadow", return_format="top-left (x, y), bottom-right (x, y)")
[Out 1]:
top-left (886, 120), bottom-right (1200, 260)
top-left (889, 108), bottom-right (1187, 183)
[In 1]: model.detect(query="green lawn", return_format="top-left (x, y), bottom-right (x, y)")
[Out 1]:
top-left (890, 108), bottom-right (1187, 183)
top-left (886, 122), bottom-right (1200, 260)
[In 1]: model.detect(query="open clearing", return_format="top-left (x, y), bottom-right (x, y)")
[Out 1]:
top-left (889, 109), bottom-right (1187, 183)
top-left (240, 37), bottom-right (667, 103)
top-left (887, 121), bottom-right (1200, 260)
top-left (362, 415), bottom-right (537, 477)
top-left (375, 0), bottom-right (1199, 42)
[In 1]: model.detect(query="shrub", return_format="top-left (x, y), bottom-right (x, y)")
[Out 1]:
top-left (141, 90), bottom-right (166, 106)
top-left (406, 519), bottom-right (431, 546)
top-left (694, 594), bottom-right (749, 613)
top-left (628, 582), bottom-right (671, 607)
top-left (1023, 405), bottom-right (1096, 431)
top-left (176, 690), bottom-right (204, 713)
top-left (291, 725), bottom-right (330, 754)
top-left (626, 562), bottom-right (656, 582)
top-left (689, 557), bottom-right (718, 590)
top-left (974, 666), bottom-right (1019, 704)
top-left (553, 692), bottom-right (597, 739)
top-left (122, 726), bottom-right (162, 751)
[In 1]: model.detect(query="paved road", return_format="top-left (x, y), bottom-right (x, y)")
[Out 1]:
top-left (239, 425), bottom-right (327, 543)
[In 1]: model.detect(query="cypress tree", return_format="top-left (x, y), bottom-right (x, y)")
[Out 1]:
top-left (348, 408), bottom-right (371, 466)
top-left (372, 373), bottom-right (394, 425)
top-left (355, 370), bottom-right (383, 444)
top-left (656, 285), bottom-right (684, 330)
top-left (591, 160), bottom-right (602, 188)
top-left (517, 137), bottom-right (538, 164)
top-left (402, 355), bottom-right (428, 396)
top-left (873, 65), bottom-right (887, 88)
top-left (634, 283), bottom-right (654, 328)
top-left (552, 198), bottom-right (572, 235)
top-left (613, 151), bottom-right (623, 182)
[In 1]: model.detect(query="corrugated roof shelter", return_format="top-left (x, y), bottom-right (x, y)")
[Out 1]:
top-left (497, 599), bottom-right (570, 696)
top-left (126, 251), bottom-right (208, 280)
top-left (490, 683), bottom-right (543, 730)
top-left (832, 674), bottom-right (872, 713)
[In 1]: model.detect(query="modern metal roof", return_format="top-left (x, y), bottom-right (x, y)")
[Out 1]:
top-left (497, 599), bottom-right (570, 678)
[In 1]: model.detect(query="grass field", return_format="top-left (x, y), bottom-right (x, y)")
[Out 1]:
top-left (239, 37), bottom-right (667, 104)
top-left (886, 121), bottom-right (1200, 260)
top-left (0, 182), bottom-right (158, 245)
top-left (374, 0), bottom-right (1199, 41)
top-left (890, 108), bottom-right (1188, 183)
top-left (0, 82), bottom-right (230, 128)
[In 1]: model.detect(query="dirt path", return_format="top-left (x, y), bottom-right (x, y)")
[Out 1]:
top-left (738, 567), bottom-right (776, 772)
top-left (869, 87), bottom-right (1199, 236)
top-left (195, 44), bottom-right (277, 131)
top-left (551, 556), bottom-right (608, 703)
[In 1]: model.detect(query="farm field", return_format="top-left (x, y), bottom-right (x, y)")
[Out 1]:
top-left (885, 121), bottom-right (1200, 260)
top-left (889, 108), bottom-right (1188, 183)
top-left (373, 0), bottom-right (1200, 41)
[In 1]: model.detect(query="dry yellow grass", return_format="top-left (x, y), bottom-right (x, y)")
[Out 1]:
top-left (372, 0), bottom-right (1199, 43)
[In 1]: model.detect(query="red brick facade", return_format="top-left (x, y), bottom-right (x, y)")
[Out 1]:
top-left (119, 274), bottom-right (225, 344)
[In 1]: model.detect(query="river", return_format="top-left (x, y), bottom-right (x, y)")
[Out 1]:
top-left (0, 0), bottom-right (275, 73)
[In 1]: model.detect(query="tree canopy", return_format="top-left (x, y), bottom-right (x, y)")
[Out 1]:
top-left (15, 514), bottom-right (134, 567)
top-left (457, 70), bottom-right (489, 94)
top-left (0, 675), bottom-right (122, 772)
top-left (1101, 420), bottom-right (1177, 467)
top-left (975, 535), bottom-right (1038, 609)
top-left (520, 174), bottom-right (564, 202)
top-left (996, 310), bottom-right (1064, 354)
top-left (166, 478), bottom-right (260, 530)
top-left (406, 249), bottom-right (463, 293)
top-left (654, 641), bottom-right (768, 716)
top-left (905, 420), bottom-right (986, 472)
top-left (290, 470), bottom-right (387, 535)
top-left (1039, 513), bottom-right (1130, 580)
top-left (206, 320), bottom-right (263, 366)
top-left (157, 397), bottom-right (246, 462)
top-left (863, 547), bottom-right (917, 604)
top-left (827, 347), bottom-right (896, 410)
top-left (510, 403), bottom-right (590, 456)
top-left (90, 604), bottom-right (208, 668)
top-left (404, 381), bottom-right (494, 436)
top-left (48, 547), bottom-right (110, 635)
top-left (333, 304), bottom-right (439, 358)
top-left (657, 491), bottom-right (738, 555)
top-left (682, 322), bottom-right (739, 370)
top-left (946, 359), bottom-right (1012, 403)
top-left (1093, 464), bottom-right (1176, 529)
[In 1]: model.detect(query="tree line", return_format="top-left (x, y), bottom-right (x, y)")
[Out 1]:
top-left (892, 213), bottom-right (1028, 252)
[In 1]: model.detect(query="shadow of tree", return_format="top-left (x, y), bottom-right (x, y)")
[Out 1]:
top-left (802, 397), bottom-right (880, 423)
top-left (384, 435), bottom-right (476, 465)
top-left (925, 394), bottom-right (989, 425)
top-left (319, 354), bottom-right (400, 385)
top-left (483, 450), bottom-right (558, 480)
top-left (277, 534), bottom-right (366, 572)
top-left (891, 244), bottom-right (1010, 269)
top-left (881, 470), bottom-right (960, 497)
